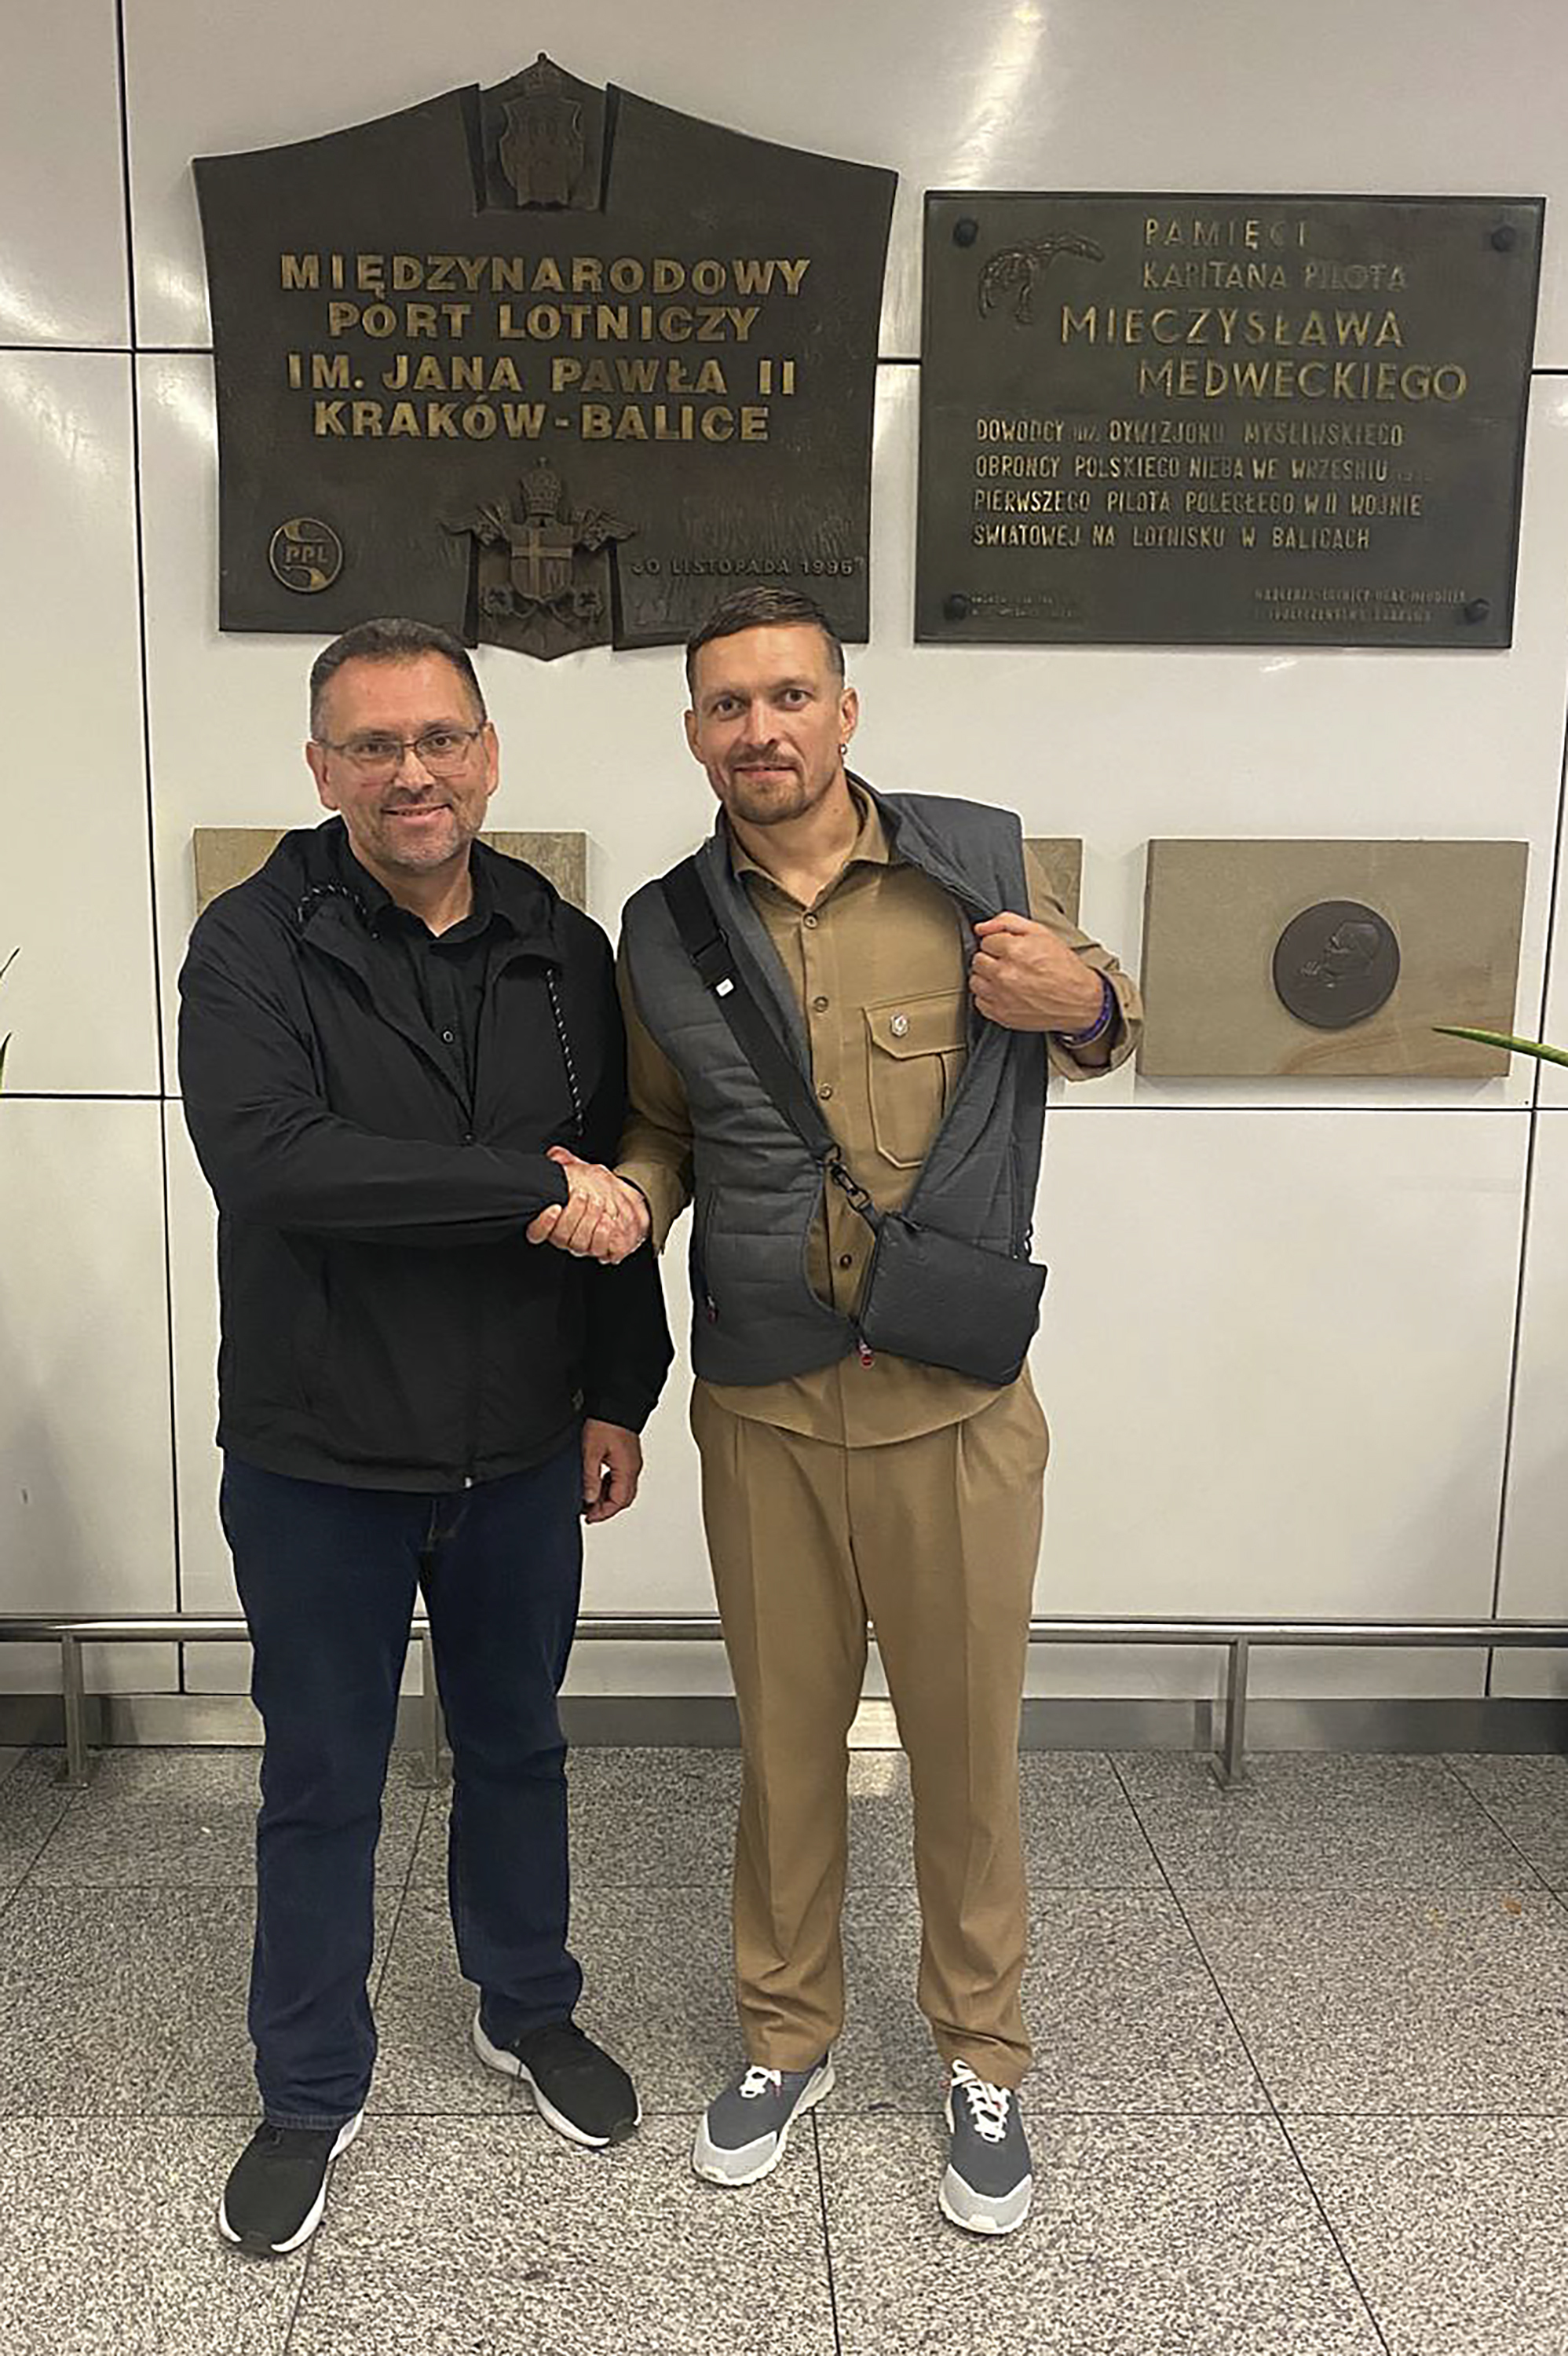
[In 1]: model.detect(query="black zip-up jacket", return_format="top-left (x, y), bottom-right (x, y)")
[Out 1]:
top-left (177, 819), bottom-right (671, 1490)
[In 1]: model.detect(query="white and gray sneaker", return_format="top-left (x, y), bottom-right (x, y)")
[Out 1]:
top-left (940, 2060), bottom-right (1033, 2236)
top-left (692, 2057), bottom-right (835, 2186)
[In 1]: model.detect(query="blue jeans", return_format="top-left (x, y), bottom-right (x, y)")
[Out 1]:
top-left (220, 1445), bottom-right (585, 2127)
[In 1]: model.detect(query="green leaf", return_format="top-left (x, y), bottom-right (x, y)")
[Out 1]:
top-left (0, 948), bottom-right (16, 1092)
top-left (1432, 1024), bottom-right (1568, 1070)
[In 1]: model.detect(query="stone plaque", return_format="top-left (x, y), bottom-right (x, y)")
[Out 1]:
top-left (192, 829), bottom-right (588, 917)
top-left (196, 57), bottom-right (896, 657)
top-left (1138, 840), bottom-right (1527, 1077)
top-left (919, 193), bottom-right (1543, 648)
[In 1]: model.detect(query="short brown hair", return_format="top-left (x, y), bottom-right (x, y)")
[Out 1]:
top-left (309, 617), bottom-right (486, 736)
top-left (684, 585), bottom-right (846, 693)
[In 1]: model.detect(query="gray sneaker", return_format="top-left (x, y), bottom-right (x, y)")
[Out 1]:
top-left (940, 2061), bottom-right (1033, 2236)
top-left (692, 2058), bottom-right (835, 2186)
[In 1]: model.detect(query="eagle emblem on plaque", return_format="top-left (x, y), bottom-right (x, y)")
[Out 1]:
top-left (446, 463), bottom-right (634, 660)
top-left (498, 53), bottom-right (587, 207)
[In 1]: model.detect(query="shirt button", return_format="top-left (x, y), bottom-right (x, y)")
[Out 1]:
top-left (802, 913), bottom-right (820, 930)
top-left (812, 995), bottom-right (829, 1012)
top-left (838, 1253), bottom-right (854, 1270)
top-left (818, 1083), bottom-right (834, 1100)
top-left (441, 1028), bottom-right (456, 1044)
top-left (890, 1012), bottom-right (909, 1038)
top-left (462, 1131), bottom-right (475, 1145)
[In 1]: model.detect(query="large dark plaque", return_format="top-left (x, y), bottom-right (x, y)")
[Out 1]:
top-left (918, 193), bottom-right (1543, 648)
top-left (196, 59), bottom-right (895, 656)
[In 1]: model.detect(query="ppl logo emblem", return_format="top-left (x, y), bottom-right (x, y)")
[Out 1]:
top-left (268, 517), bottom-right (344, 594)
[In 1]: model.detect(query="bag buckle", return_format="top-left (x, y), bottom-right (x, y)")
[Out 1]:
top-left (690, 935), bottom-right (736, 998)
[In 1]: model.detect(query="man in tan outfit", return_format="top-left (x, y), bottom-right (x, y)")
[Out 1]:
top-left (528, 586), bottom-right (1140, 2233)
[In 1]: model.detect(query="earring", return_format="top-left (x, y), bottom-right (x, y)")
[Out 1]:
top-left (839, 742), bottom-right (849, 757)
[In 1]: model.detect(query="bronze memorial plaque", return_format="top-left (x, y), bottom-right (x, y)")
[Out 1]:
top-left (918, 193), bottom-right (1543, 647)
top-left (1271, 899), bottom-right (1401, 1030)
top-left (196, 57), bottom-right (895, 657)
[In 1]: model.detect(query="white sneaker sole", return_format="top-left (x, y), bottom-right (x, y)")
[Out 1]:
top-left (470, 2011), bottom-right (641, 2149)
top-left (938, 2165), bottom-right (1033, 2236)
top-left (938, 2087), bottom-right (1033, 2236)
top-left (216, 2108), bottom-right (364, 2256)
top-left (692, 2060), bottom-right (835, 2187)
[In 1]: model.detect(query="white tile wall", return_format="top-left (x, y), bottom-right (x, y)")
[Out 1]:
top-left (1029, 1108), bottom-right (1527, 1699)
top-left (1529, 398), bottom-right (1568, 1107)
top-left (0, 1101), bottom-right (176, 1693)
top-left (0, 353), bottom-right (159, 1096)
top-left (4, 3), bottom-right (1568, 1714)
top-left (0, 0), bottom-right (128, 346)
top-left (162, 1103), bottom-right (221, 1611)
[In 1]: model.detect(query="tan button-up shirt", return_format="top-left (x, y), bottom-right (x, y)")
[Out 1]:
top-left (617, 792), bottom-right (1142, 1447)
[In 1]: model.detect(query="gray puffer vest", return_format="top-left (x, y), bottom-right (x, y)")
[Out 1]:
top-left (620, 783), bottom-right (1049, 1385)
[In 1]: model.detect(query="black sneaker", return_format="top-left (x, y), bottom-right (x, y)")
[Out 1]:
top-left (940, 2062), bottom-right (1033, 2236)
top-left (217, 2110), bottom-right (363, 2256)
top-left (472, 2010), bottom-right (639, 2147)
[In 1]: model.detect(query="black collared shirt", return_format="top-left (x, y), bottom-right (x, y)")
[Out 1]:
top-left (353, 854), bottom-right (507, 1107)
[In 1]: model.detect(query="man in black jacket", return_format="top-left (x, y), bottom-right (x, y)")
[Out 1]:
top-left (179, 616), bottom-right (669, 2257)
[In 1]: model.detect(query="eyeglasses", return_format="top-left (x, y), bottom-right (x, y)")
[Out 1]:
top-left (313, 724), bottom-right (488, 781)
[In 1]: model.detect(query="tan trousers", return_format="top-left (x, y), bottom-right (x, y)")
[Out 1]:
top-left (690, 1377), bottom-right (1049, 2089)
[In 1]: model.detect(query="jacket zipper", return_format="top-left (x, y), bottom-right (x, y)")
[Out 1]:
top-left (463, 1121), bottom-right (482, 1485)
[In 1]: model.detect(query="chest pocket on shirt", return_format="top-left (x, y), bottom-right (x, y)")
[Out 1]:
top-left (863, 990), bottom-right (969, 1169)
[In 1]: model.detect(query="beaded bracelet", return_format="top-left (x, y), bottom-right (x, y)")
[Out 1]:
top-left (1054, 972), bottom-right (1116, 1048)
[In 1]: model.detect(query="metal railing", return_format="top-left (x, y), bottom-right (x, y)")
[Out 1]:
top-left (3, 1612), bottom-right (1566, 1791)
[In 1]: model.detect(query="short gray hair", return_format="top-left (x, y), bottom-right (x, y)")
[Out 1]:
top-left (309, 618), bottom-right (486, 736)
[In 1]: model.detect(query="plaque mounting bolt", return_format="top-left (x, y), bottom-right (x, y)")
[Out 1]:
top-left (952, 218), bottom-right (980, 248)
top-left (1490, 225), bottom-right (1519, 253)
top-left (1463, 598), bottom-right (1493, 624)
top-left (944, 593), bottom-right (972, 621)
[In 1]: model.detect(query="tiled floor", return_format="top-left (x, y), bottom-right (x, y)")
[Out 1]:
top-left (2, 1742), bottom-right (1566, 2354)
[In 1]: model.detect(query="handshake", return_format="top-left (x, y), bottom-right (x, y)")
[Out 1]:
top-left (526, 1147), bottom-right (651, 1265)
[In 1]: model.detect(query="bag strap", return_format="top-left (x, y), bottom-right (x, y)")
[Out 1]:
top-left (660, 858), bottom-right (877, 1220)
